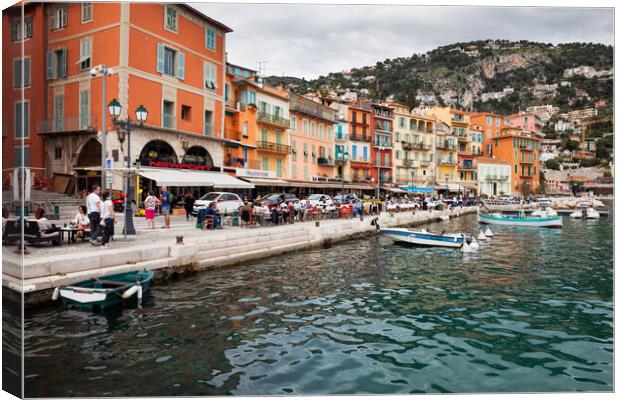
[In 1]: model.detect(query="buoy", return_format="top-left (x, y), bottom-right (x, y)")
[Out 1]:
top-left (478, 230), bottom-right (487, 241)
top-left (51, 287), bottom-right (60, 300)
top-left (461, 241), bottom-right (474, 253)
top-left (470, 237), bottom-right (480, 250)
top-left (484, 227), bottom-right (494, 237)
top-left (122, 285), bottom-right (140, 299)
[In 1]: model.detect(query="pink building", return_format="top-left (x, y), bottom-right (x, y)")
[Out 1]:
top-left (506, 112), bottom-right (543, 134)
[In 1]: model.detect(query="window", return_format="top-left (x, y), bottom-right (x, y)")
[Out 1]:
top-left (261, 128), bottom-right (268, 142)
top-left (311, 121), bottom-right (316, 137)
top-left (312, 144), bottom-right (316, 162)
top-left (181, 105), bottom-right (191, 121)
top-left (486, 116), bottom-right (491, 125)
top-left (292, 164), bottom-right (298, 178)
top-left (50, 5), bottom-right (68, 30)
top-left (303, 143), bottom-right (308, 162)
top-left (352, 145), bottom-right (357, 160)
top-left (302, 119), bottom-right (308, 135)
top-left (276, 159), bottom-right (283, 177)
top-left (13, 58), bottom-right (30, 88)
top-left (304, 166), bottom-right (309, 180)
top-left (15, 102), bottom-right (29, 138)
top-left (290, 116), bottom-right (297, 132)
top-left (79, 90), bottom-right (90, 129)
top-left (242, 122), bottom-right (248, 137)
top-left (327, 126), bottom-right (332, 140)
top-left (495, 117), bottom-right (500, 127)
top-left (205, 27), bottom-right (216, 50)
top-left (112, 149), bottom-right (119, 162)
top-left (81, 3), bottom-right (93, 22)
top-left (515, 164), bottom-right (518, 174)
top-left (14, 147), bottom-right (30, 168)
top-left (163, 101), bottom-right (174, 129)
top-left (79, 37), bottom-right (92, 70)
top-left (319, 124), bottom-right (324, 138)
top-left (262, 157), bottom-right (269, 171)
top-left (204, 110), bottom-right (213, 135)
top-left (291, 140), bottom-right (297, 161)
top-left (54, 147), bottom-right (62, 160)
top-left (239, 89), bottom-right (256, 106)
top-left (53, 96), bottom-right (64, 131)
top-left (165, 5), bottom-right (177, 32)
top-left (46, 48), bottom-right (67, 80)
top-left (204, 62), bottom-right (217, 90)
top-left (12, 16), bottom-right (32, 41)
top-left (156, 44), bottom-right (185, 79)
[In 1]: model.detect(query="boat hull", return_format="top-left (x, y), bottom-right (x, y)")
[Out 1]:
top-left (59, 270), bottom-right (154, 311)
top-left (381, 229), bottom-right (464, 248)
top-left (478, 214), bottom-right (563, 228)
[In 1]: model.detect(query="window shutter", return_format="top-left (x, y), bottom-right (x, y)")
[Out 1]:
top-left (24, 58), bottom-right (30, 87)
top-left (24, 103), bottom-right (29, 137)
top-left (15, 103), bottom-right (22, 137)
top-left (61, 7), bottom-right (68, 27)
top-left (211, 64), bottom-right (217, 88)
top-left (46, 51), bottom-right (53, 79)
top-left (59, 48), bottom-right (67, 78)
top-left (156, 43), bottom-right (165, 73)
top-left (50, 13), bottom-right (56, 30)
top-left (177, 51), bottom-right (185, 80)
top-left (14, 60), bottom-right (21, 88)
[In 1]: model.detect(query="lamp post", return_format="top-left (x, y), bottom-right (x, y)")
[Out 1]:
top-left (108, 99), bottom-right (148, 236)
top-left (339, 150), bottom-right (349, 195)
top-left (90, 65), bottom-right (114, 190)
top-left (376, 146), bottom-right (384, 200)
top-left (410, 167), bottom-right (417, 191)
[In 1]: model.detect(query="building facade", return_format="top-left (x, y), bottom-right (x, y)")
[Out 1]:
top-left (492, 127), bottom-right (543, 194)
top-left (370, 104), bottom-right (394, 187)
top-left (347, 103), bottom-right (373, 184)
top-left (476, 157), bottom-right (512, 196)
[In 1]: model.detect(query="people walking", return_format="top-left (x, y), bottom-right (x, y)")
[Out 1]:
top-left (184, 191), bottom-right (195, 221)
top-left (160, 186), bottom-right (172, 229)
top-left (100, 191), bottom-right (116, 248)
top-left (144, 191), bottom-right (160, 229)
top-left (86, 184), bottom-right (102, 245)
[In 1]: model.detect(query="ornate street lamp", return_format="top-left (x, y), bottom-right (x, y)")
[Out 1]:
top-left (108, 100), bottom-right (148, 236)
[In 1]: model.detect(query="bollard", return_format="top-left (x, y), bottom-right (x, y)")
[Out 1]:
top-left (315, 221), bottom-right (320, 228)
top-left (360, 213), bottom-right (364, 221)
top-left (176, 235), bottom-right (184, 245)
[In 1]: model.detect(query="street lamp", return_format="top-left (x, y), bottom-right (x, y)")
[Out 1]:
top-left (339, 150), bottom-right (349, 195)
top-left (108, 99), bottom-right (148, 236)
top-left (410, 167), bottom-right (417, 191)
top-left (90, 65), bottom-right (115, 190)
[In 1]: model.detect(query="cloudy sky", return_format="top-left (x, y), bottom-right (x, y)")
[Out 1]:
top-left (192, 3), bottom-right (614, 79)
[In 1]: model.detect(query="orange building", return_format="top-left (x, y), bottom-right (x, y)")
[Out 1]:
top-left (469, 112), bottom-right (507, 158)
top-left (491, 127), bottom-right (543, 195)
top-left (4, 3), bottom-right (237, 194)
top-left (347, 103), bottom-right (374, 183)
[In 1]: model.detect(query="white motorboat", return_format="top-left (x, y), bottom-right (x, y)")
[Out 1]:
top-left (478, 212), bottom-right (563, 228)
top-left (531, 209), bottom-right (559, 217)
top-left (380, 228), bottom-right (464, 248)
top-left (569, 207), bottom-right (600, 219)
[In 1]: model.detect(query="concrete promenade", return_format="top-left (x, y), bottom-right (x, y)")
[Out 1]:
top-left (3, 206), bottom-right (477, 302)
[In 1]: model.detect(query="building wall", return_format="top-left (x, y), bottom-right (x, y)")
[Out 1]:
top-left (469, 112), bottom-right (506, 158)
top-left (348, 106), bottom-right (373, 182)
top-left (289, 112), bottom-right (336, 181)
top-left (477, 161), bottom-right (512, 196)
top-left (491, 129), bottom-right (542, 194)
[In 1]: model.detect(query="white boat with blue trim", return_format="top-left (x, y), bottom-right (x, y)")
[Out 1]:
top-left (478, 212), bottom-right (562, 228)
top-left (380, 228), bottom-right (464, 248)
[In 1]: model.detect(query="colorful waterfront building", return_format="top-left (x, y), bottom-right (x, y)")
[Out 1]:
top-left (426, 107), bottom-right (461, 190)
top-left (476, 156), bottom-right (512, 196)
top-left (370, 103), bottom-right (394, 189)
top-left (255, 82), bottom-right (291, 179)
top-left (492, 127), bottom-right (543, 195)
top-left (3, 3), bottom-right (234, 193)
top-left (506, 111), bottom-right (543, 135)
top-left (457, 124), bottom-right (484, 195)
top-left (288, 94), bottom-right (338, 184)
top-left (347, 103), bottom-right (373, 184)
top-left (469, 112), bottom-right (507, 158)
top-left (330, 101), bottom-right (352, 182)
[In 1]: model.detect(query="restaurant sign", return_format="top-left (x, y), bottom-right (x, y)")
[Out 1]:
top-left (149, 161), bottom-right (220, 172)
top-left (235, 168), bottom-right (276, 179)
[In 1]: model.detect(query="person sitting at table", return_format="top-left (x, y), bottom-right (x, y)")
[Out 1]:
top-left (203, 202), bottom-right (219, 229)
top-left (71, 205), bottom-right (90, 238)
top-left (269, 204), bottom-right (280, 225)
top-left (2, 206), bottom-right (9, 232)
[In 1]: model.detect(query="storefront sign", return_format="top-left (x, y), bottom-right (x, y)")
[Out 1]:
top-left (235, 168), bottom-right (276, 179)
top-left (148, 160), bottom-right (219, 172)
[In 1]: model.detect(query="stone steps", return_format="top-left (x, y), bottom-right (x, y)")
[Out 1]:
top-left (194, 228), bottom-right (311, 252)
top-left (195, 231), bottom-right (312, 259)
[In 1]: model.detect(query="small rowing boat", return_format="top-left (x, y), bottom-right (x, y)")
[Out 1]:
top-left (380, 228), bottom-right (464, 248)
top-left (52, 269), bottom-right (154, 311)
top-left (478, 212), bottom-right (562, 228)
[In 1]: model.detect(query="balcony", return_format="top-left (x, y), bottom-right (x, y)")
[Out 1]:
top-left (257, 112), bottom-right (290, 128)
top-left (373, 139), bottom-right (393, 148)
top-left (224, 157), bottom-right (262, 170)
top-left (402, 141), bottom-right (429, 150)
top-left (290, 93), bottom-right (337, 123)
top-left (224, 128), bottom-right (242, 141)
top-left (352, 176), bottom-right (373, 183)
top-left (458, 161), bottom-right (477, 171)
top-left (37, 115), bottom-right (97, 134)
top-left (349, 133), bottom-right (372, 142)
top-left (256, 141), bottom-right (291, 154)
top-left (350, 157), bottom-right (371, 163)
top-left (519, 144), bottom-right (535, 151)
top-left (438, 159), bottom-right (457, 165)
top-left (485, 174), bottom-right (509, 181)
top-left (402, 158), bottom-right (414, 166)
top-left (335, 154), bottom-right (349, 164)
top-left (318, 156), bottom-right (335, 166)
top-left (419, 159), bottom-right (431, 167)
top-left (436, 141), bottom-right (457, 150)
top-left (520, 159), bottom-right (535, 164)
top-left (375, 161), bottom-right (392, 168)
top-left (335, 132), bottom-right (347, 141)
top-left (379, 175), bottom-right (393, 183)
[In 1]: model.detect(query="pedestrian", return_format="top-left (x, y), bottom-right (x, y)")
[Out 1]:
top-left (86, 184), bottom-right (102, 245)
top-left (100, 191), bottom-right (115, 248)
top-left (184, 191), bottom-right (195, 221)
top-left (160, 186), bottom-right (172, 229)
top-left (239, 202), bottom-right (252, 228)
top-left (144, 191), bottom-right (159, 229)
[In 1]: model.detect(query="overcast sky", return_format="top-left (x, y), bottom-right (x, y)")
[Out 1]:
top-left (191, 3), bottom-right (614, 79)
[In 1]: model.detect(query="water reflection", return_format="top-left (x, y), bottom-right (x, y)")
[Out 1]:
top-left (23, 210), bottom-right (613, 396)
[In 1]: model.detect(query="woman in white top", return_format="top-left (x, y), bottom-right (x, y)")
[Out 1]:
top-left (143, 191), bottom-right (160, 229)
top-left (100, 192), bottom-right (116, 247)
top-left (72, 205), bottom-right (90, 238)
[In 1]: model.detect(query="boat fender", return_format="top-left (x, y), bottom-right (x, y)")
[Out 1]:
top-left (461, 241), bottom-right (474, 253)
top-left (122, 285), bottom-right (140, 299)
top-left (477, 230), bottom-right (487, 241)
top-left (51, 287), bottom-right (60, 300)
top-left (484, 227), bottom-right (494, 237)
top-left (137, 285), bottom-right (143, 300)
top-left (470, 238), bottom-right (480, 250)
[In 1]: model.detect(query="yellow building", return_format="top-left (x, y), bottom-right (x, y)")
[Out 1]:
top-left (426, 107), bottom-right (461, 189)
top-left (255, 85), bottom-right (291, 178)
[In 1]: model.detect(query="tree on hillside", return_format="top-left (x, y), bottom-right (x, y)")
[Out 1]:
top-left (544, 159), bottom-right (561, 170)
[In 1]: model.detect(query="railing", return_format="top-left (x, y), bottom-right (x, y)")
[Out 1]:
top-left (335, 155), bottom-right (349, 164)
top-left (485, 174), bottom-right (509, 181)
top-left (257, 112), bottom-right (290, 128)
top-left (379, 175), bottom-right (393, 183)
top-left (402, 159), bottom-right (414, 166)
top-left (419, 159), bottom-right (431, 166)
top-left (256, 141), bottom-right (291, 153)
top-left (352, 176), bottom-right (372, 183)
top-left (374, 140), bottom-right (393, 148)
top-left (349, 133), bottom-right (372, 142)
top-left (290, 94), bottom-right (337, 123)
top-left (335, 133), bottom-right (347, 141)
top-left (436, 141), bottom-right (457, 150)
top-left (350, 157), bottom-right (371, 163)
top-left (375, 161), bottom-right (392, 168)
top-left (459, 162), bottom-right (477, 170)
top-left (519, 143), bottom-right (534, 151)
top-left (224, 158), bottom-right (262, 170)
top-left (37, 115), bottom-right (97, 133)
top-left (402, 141), bottom-right (429, 150)
top-left (317, 157), bottom-right (334, 166)
top-left (224, 129), bottom-right (242, 141)
top-left (438, 159), bottom-right (456, 165)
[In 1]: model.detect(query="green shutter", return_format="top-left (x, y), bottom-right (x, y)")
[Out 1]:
top-left (156, 43), bottom-right (165, 73)
top-left (177, 51), bottom-right (185, 79)
top-left (46, 51), bottom-right (53, 79)
top-left (59, 48), bottom-right (67, 78)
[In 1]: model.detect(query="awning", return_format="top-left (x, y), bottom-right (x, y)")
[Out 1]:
top-left (238, 176), bottom-right (290, 187)
top-left (138, 168), bottom-right (254, 189)
top-left (435, 183), bottom-right (463, 192)
top-left (401, 186), bottom-right (436, 193)
top-left (384, 187), bottom-right (408, 194)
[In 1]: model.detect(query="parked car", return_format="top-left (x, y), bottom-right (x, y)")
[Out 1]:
top-left (260, 193), bottom-right (299, 206)
top-left (193, 192), bottom-right (243, 214)
top-left (333, 194), bottom-right (360, 205)
top-left (306, 194), bottom-right (333, 207)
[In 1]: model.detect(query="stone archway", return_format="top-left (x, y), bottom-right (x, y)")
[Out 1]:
top-left (138, 140), bottom-right (178, 166)
top-left (75, 138), bottom-right (102, 167)
top-left (182, 145), bottom-right (213, 167)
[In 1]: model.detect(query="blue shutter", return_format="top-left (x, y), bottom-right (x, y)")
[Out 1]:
top-left (46, 51), bottom-right (53, 79)
top-left (156, 43), bottom-right (165, 73)
top-left (59, 48), bottom-right (67, 78)
top-left (177, 51), bottom-right (185, 80)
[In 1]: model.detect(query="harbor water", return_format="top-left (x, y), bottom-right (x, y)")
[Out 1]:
top-left (21, 209), bottom-right (613, 396)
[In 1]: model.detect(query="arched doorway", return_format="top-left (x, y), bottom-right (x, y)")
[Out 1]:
top-left (182, 146), bottom-right (213, 167)
top-left (75, 138), bottom-right (102, 193)
top-left (139, 140), bottom-right (178, 166)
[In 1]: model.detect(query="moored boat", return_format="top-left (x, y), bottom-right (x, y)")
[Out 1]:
top-left (380, 228), bottom-right (464, 248)
top-left (478, 212), bottom-right (563, 228)
top-left (53, 269), bottom-right (154, 311)
top-left (569, 205), bottom-right (600, 219)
